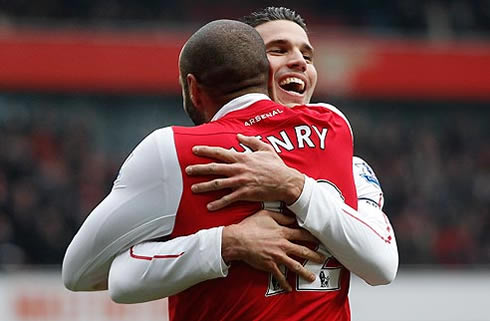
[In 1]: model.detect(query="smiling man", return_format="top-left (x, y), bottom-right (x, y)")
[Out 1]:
top-left (255, 18), bottom-right (317, 107)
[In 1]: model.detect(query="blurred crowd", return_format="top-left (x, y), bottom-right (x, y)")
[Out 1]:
top-left (0, 0), bottom-right (489, 38)
top-left (0, 95), bottom-right (488, 268)
top-left (348, 102), bottom-right (490, 266)
top-left (0, 101), bottom-right (118, 266)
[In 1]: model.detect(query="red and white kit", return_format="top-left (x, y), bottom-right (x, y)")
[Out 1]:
top-left (63, 94), bottom-right (398, 321)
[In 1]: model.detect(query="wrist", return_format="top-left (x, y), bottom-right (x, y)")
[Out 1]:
top-left (284, 169), bottom-right (305, 205)
top-left (221, 224), bottom-right (242, 264)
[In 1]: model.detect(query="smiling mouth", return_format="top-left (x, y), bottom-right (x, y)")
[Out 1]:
top-left (279, 77), bottom-right (305, 94)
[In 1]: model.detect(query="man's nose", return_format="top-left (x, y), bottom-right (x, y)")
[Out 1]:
top-left (287, 50), bottom-right (307, 72)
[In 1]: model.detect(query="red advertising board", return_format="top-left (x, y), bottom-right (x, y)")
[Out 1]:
top-left (0, 27), bottom-right (489, 100)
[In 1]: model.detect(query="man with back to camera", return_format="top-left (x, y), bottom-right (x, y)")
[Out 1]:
top-left (62, 6), bottom-right (396, 318)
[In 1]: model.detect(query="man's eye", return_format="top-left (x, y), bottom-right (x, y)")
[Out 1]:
top-left (268, 48), bottom-right (286, 54)
top-left (304, 55), bottom-right (313, 63)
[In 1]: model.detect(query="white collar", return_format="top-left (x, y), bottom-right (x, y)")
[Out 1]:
top-left (211, 93), bottom-right (271, 122)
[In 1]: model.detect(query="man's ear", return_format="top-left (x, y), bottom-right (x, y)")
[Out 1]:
top-left (187, 74), bottom-right (202, 108)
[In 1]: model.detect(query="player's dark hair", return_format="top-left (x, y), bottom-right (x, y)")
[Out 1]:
top-left (179, 19), bottom-right (269, 106)
top-left (240, 7), bottom-right (307, 31)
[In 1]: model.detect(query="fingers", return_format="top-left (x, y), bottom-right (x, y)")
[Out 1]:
top-left (287, 244), bottom-right (325, 264)
top-left (282, 227), bottom-right (319, 243)
top-left (206, 190), bottom-right (242, 211)
top-left (237, 134), bottom-right (274, 152)
top-left (280, 256), bottom-right (316, 283)
top-left (192, 145), bottom-right (239, 163)
top-left (186, 162), bottom-right (235, 177)
top-left (270, 264), bottom-right (292, 292)
top-left (191, 176), bottom-right (239, 193)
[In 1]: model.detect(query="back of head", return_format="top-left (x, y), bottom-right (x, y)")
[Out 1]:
top-left (179, 20), bottom-right (269, 103)
top-left (240, 6), bottom-right (307, 31)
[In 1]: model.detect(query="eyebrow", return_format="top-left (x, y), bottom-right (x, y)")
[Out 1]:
top-left (265, 39), bottom-right (314, 54)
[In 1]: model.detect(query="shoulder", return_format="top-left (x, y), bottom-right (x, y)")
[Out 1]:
top-left (306, 102), bottom-right (348, 120)
top-left (125, 127), bottom-right (176, 172)
top-left (353, 157), bottom-right (380, 184)
top-left (303, 102), bottom-right (353, 136)
top-left (130, 127), bottom-right (175, 159)
top-left (353, 156), bottom-right (382, 191)
top-left (114, 127), bottom-right (181, 188)
top-left (151, 127), bottom-right (175, 146)
top-left (352, 156), bottom-right (384, 207)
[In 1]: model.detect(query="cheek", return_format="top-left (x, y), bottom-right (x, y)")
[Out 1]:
top-left (267, 55), bottom-right (281, 78)
top-left (268, 63), bottom-right (282, 94)
top-left (309, 66), bottom-right (318, 86)
top-left (308, 66), bottom-right (318, 95)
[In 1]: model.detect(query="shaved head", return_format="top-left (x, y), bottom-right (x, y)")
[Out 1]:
top-left (179, 19), bottom-right (270, 124)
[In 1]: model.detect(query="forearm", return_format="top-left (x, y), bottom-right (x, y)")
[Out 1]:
top-left (62, 192), bottom-right (175, 291)
top-left (289, 176), bottom-right (398, 285)
top-left (109, 227), bottom-right (227, 303)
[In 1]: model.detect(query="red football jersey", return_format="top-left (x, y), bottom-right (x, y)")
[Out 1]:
top-left (169, 98), bottom-right (356, 321)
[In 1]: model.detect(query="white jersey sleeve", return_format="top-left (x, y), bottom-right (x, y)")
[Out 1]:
top-left (353, 156), bottom-right (384, 208)
top-left (289, 156), bottom-right (398, 285)
top-left (62, 127), bottom-right (184, 291)
top-left (109, 227), bottom-right (228, 303)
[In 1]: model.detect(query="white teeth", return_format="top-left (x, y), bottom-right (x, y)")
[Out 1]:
top-left (279, 77), bottom-right (305, 92)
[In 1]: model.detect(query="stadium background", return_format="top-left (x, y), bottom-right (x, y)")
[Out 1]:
top-left (0, 1), bottom-right (489, 320)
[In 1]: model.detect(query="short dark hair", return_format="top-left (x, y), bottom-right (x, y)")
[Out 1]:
top-left (240, 7), bottom-right (307, 31)
top-left (179, 19), bottom-right (269, 101)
